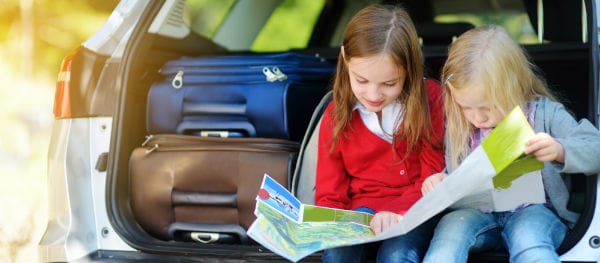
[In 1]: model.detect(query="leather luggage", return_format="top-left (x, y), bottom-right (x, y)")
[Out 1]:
top-left (129, 134), bottom-right (299, 242)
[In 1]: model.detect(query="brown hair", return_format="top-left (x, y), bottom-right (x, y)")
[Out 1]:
top-left (329, 4), bottom-right (437, 155)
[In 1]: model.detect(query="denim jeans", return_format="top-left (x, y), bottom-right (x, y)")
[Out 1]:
top-left (422, 204), bottom-right (567, 263)
top-left (322, 212), bottom-right (439, 263)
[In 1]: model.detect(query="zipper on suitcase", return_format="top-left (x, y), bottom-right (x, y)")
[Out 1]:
top-left (262, 67), bottom-right (279, 82)
top-left (139, 134), bottom-right (299, 155)
top-left (172, 70), bottom-right (184, 89)
top-left (272, 66), bottom-right (287, 81)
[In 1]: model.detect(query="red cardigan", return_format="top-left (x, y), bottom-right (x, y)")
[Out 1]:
top-left (315, 79), bottom-right (445, 215)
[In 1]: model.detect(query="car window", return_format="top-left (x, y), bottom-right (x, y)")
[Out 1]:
top-left (433, 1), bottom-right (538, 44)
top-left (184, 0), bottom-right (325, 52)
top-left (321, 0), bottom-right (541, 48)
top-left (431, 0), bottom-right (587, 44)
top-left (252, 0), bottom-right (326, 52)
top-left (184, 0), bottom-right (236, 38)
top-left (184, 0), bottom-right (584, 51)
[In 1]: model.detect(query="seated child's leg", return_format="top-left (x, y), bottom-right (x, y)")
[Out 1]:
top-left (322, 206), bottom-right (376, 263)
top-left (423, 208), bottom-right (500, 263)
top-left (322, 242), bottom-right (373, 263)
top-left (377, 214), bottom-right (439, 263)
top-left (502, 204), bottom-right (567, 263)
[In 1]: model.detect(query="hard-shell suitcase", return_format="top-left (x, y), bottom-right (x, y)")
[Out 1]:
top-left (129, 134), bottom-right (299, 243)
top-left (147, 52), bottom-right (335, 141)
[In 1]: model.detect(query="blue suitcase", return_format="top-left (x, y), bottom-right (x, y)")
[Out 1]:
top-left (147, 52), bottom-right (335, 141)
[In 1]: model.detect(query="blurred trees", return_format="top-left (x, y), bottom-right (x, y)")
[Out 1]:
top-left (0, 0), bottom-right (119, 79)
top-left (0, 2), bottom-right (116, 261)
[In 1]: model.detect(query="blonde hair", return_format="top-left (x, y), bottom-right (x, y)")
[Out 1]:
top-left (441, 25), bottom-right (556, 169)
top-left (330, 4), bottom-right (437, 155)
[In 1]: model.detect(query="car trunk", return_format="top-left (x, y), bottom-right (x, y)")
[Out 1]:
top-left (106, 0), bottom-right (599, 261)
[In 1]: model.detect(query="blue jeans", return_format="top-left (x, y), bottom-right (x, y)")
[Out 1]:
top-left (322, 211), bottom-right (439, 263)
top-left (422, 204), bottom-right (567, 263)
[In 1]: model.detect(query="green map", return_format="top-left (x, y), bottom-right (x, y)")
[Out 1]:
top-left (249, 201), bottom-right (374, 261)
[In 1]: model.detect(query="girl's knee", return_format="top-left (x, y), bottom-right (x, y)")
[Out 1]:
top-left (378, 246), bottom-right (420, 263)
top-left (378, 235), bottom-right (425, 261)
top-left (323, 245), bottom-right (368, 263)
top-left (435, 209), bottom-right (493, 234)
top-left (503, 206), bottom-right (567, 250)
top-left (509, 244), bottom-right (560, 263)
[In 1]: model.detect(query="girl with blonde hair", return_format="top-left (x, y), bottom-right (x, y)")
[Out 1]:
top-left (421, 25), bottom-right (600, 263)
top-left (316, 4), bottom-right (445, 262)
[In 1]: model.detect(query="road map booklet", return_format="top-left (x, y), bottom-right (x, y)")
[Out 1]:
top-left (247, 106), bottom-right (545, 262)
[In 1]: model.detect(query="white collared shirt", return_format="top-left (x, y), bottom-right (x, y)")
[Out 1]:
top-left (353, 100), bottom-right (403, 143)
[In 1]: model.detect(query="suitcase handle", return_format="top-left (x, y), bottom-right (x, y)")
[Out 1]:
top-left (177, 119), bottom-right (256, 137)
top-left (190, 232), bottom-right (235, 244)
top-left (167, 222), bottom-right (249, 244)
top-left (197, 130), bottom-right (247, 138)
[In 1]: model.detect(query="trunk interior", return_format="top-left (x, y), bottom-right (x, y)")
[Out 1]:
top-left (106, 0), bottom-right (598, 261)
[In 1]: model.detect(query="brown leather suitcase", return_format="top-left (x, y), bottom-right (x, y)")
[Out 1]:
top-left (129, 134), bottom-right (298, 242)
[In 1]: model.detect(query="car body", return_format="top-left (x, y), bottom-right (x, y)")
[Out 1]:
top-left (40, 0), bottom-right (600, 262)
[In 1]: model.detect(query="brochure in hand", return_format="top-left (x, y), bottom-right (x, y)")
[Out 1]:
top-left (247, 106), bottom-right (545, 262)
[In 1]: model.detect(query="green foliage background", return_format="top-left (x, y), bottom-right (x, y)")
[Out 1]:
top-left (0, 1), bottom-right (117, 262)
top-left (0, 0), bottom-right (119, 78)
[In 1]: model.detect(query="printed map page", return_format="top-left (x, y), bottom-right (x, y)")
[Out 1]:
top-left (248, 198), bottom-right (374, 262)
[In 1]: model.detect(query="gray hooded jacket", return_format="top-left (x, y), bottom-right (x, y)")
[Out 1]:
top-left (534, 97), bottom-right (600, 226)
top-left (447, 97), bottom-right (600, 228)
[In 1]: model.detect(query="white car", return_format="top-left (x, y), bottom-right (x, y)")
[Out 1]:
top-left (40, 0), bottom-right (600, 262)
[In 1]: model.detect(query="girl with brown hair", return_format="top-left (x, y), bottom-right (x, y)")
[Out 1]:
top-left (315, 4), bottom-right (445, 262)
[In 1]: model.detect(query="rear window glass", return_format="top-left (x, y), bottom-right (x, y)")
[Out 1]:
top-left (183, 0), bottom-right (586, 51)
top-left (184, 0), bottom-right (236, 38)
top-left (184, 0), bottom-right (325, 52)
top-left (252, 0), bottom-right (326, 51)
top-left (323, 0), bottom-right (541, 47)
top-left (431, 0), bottom-right (587, 44)
top-left (434, 11), bottom-right (537, 44)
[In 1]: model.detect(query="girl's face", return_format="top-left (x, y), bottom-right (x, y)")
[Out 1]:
top-left (347, 54), bottom-right (406, 113)
top-left (452, 81), bottom-right (504, 129)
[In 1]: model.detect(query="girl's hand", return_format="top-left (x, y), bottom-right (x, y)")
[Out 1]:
top-left (524, 132), bottom-right (565, 163)
top-left (421, 173), bottom-right (447, 196)
top-left (370, 211), bottom-right (403, 235)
